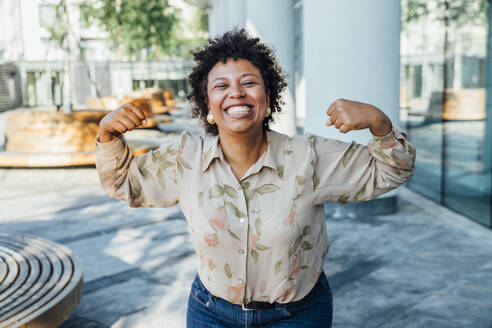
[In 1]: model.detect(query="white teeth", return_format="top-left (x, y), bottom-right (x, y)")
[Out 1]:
top-left (227, 106), bottom-right (252, 115)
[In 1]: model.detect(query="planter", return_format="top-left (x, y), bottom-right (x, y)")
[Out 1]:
top-left (0, 110), bottom-right (152, 167)
top-left (5, 110), bottom-right (106, 153)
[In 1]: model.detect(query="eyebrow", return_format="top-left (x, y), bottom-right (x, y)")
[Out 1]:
top-left (212, 73), bottom-right (260, 83)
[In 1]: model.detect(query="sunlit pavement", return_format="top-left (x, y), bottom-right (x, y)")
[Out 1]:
top-left (1, 119), bottom-right (492, 327)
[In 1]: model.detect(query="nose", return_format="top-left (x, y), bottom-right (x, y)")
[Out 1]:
top-left (229, 83), bottom-right (245, 98)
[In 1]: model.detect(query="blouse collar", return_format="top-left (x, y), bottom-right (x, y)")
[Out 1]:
top-left (201, 130), bottom-right (281, 177)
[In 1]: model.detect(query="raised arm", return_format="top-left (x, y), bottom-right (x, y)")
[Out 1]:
top-left (97, 102), bottom-right (148, 143)
top-left (95, 102), bottom-right (179, 208)
top-left (325, 98), bottom-right (392, 137)
top-left (312, 98), bottom-right (416, 205)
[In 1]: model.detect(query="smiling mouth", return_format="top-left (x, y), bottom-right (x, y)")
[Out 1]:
top-left (225, 105), bottom-right (253, 117)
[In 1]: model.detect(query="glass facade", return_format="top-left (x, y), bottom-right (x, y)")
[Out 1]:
top-left (401, 0), bottom-right (492, 227)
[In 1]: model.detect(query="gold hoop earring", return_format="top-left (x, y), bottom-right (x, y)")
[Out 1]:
top-left (265, 107), bottom-right (271, 118)
top-left (206, 113), bottom-right (215, 125)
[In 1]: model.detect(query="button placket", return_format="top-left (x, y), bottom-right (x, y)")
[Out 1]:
top-left (237, 181), bottom-right (250, 303)
top-left (239, 184), bottom-right (249, 255)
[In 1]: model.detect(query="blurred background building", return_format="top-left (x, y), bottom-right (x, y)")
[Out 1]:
top-left (0, 0), bottom-right (206, 110)
top-left (0, 0), bottom-right (491, 228)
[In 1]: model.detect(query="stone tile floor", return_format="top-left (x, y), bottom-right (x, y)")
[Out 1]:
top-left (1, 127), bottom-right (492, 327)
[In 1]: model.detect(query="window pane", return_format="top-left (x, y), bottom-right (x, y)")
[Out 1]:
top-left (442, 0), bottom-right (491, 226)
top-left (401, 0), bottom-right (492, 227)
top-left (401, 0), bottom-right (446, 203)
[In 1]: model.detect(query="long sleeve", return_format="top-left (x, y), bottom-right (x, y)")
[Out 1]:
top-left (312, 125), bottom-right (416, 205)
top-left (95, 135), bottom-right (180, 208)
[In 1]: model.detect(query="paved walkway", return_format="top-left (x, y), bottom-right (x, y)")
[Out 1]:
top-left (1, 126), bottom-right (491, 327)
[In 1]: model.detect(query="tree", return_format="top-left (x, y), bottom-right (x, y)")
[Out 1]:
top-left (403, 0), bottom-right (488, 29)
top-left (166, 6), bottom-right (208, 58)
top-left (80, 0), bottom-right (181, 60)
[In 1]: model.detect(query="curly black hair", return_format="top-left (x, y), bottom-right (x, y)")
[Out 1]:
top-left (187, 29), bottom-right (287, 135)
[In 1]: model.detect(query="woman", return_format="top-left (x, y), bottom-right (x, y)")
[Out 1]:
top-left (96, 30), bottom-right (415, 327)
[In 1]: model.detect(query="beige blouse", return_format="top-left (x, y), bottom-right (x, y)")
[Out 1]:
top-left (95, 125), bottom-right (415, 305)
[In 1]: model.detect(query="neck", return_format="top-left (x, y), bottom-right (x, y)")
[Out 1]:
top-left (218, 128), bottom-right (268, 179)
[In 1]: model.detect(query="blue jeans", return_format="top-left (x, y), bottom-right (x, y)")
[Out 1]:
top-left (186, 272), bottom-right (333, 327)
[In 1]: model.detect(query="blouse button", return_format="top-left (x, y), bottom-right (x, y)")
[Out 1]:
top-left (239, 218), bottom-right (245, 223)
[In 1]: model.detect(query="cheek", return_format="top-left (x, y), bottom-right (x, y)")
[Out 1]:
top-left (260, 94), bottom-right (269, 108)
top-left (207, 93), bottom-right (221, 110)
top-left (253, 89), bottom-right (268, 105)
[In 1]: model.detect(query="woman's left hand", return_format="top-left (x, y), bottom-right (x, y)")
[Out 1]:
top-left (326, 98), bottom-right (392, 136)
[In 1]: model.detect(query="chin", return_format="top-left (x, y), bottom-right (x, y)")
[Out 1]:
top-left (220, 118), bottom-right (260, 134)
top-left (222, 122), bottom-right (263, 135)
top-left (229, 126), bottom-right (256, 135)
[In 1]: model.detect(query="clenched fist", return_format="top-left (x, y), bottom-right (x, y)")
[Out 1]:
top-left (326, 98), bottom-right (392, 136)
top-left (97, 102), bottom-right (147, 143)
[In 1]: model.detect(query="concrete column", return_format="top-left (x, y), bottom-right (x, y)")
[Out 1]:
top-left (225, 0), bottom-right (245, 32)
top-left (245, 0), bottom-right (296, 136)
top-left (302, 0), bottom-right (401, 208)
top-left (208, 0), bottom-right (246, 37)
top-left (303, 0), bottom-right (401, 145)
top-left (207, 0), bottom-right (223, 37)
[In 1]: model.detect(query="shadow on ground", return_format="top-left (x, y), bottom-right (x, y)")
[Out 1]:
top-left (1, 166), bottom-right (492, 328)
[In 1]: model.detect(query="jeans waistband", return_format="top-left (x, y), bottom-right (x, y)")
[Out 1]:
top-left (192, 271), bottom-right (331, 311)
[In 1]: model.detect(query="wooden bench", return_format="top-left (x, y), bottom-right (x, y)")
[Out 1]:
top-left (0, 109), bottom-right (171, 167)
top-left (0, 233), bottom-right (83, 328)
top-left (0, 140), bottom-right (154, 167)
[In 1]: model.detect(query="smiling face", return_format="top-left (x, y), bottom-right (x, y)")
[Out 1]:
top-left (206, 58), bottom-right (269, 137)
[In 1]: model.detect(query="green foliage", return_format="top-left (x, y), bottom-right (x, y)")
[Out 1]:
top-left (402, 0), bottom-right (428, 27)
top-left (166, 6), bottom-right (208, 58)
top-left (402, 0), bottom-right (488, 29)
top-left (80, 0), bottom-right (208, 59)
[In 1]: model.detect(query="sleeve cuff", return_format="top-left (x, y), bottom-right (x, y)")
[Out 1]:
top-left (372, 123), bottom-right (407, 142)
top-left (95, 135), bottom-right (126, 157)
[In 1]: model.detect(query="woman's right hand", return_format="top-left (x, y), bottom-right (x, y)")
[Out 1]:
top-left (97, 102), bottom-right (147, 143)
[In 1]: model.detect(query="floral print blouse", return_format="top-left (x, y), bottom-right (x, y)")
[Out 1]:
top-left (95, 125), bottom-right (415, 305)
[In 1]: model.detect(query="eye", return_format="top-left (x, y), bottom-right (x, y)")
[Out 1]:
top-left (242, 81), bottom-right (257, 87)
top-left (215, 83), bottom-right (228, 89)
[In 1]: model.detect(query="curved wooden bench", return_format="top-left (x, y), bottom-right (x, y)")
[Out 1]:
top-left (0, 140), bottom-right (154, 168)
top-left (0, 233), bottom-right (83, 328)
top-left (0, 109), bottom-right (173, 167)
